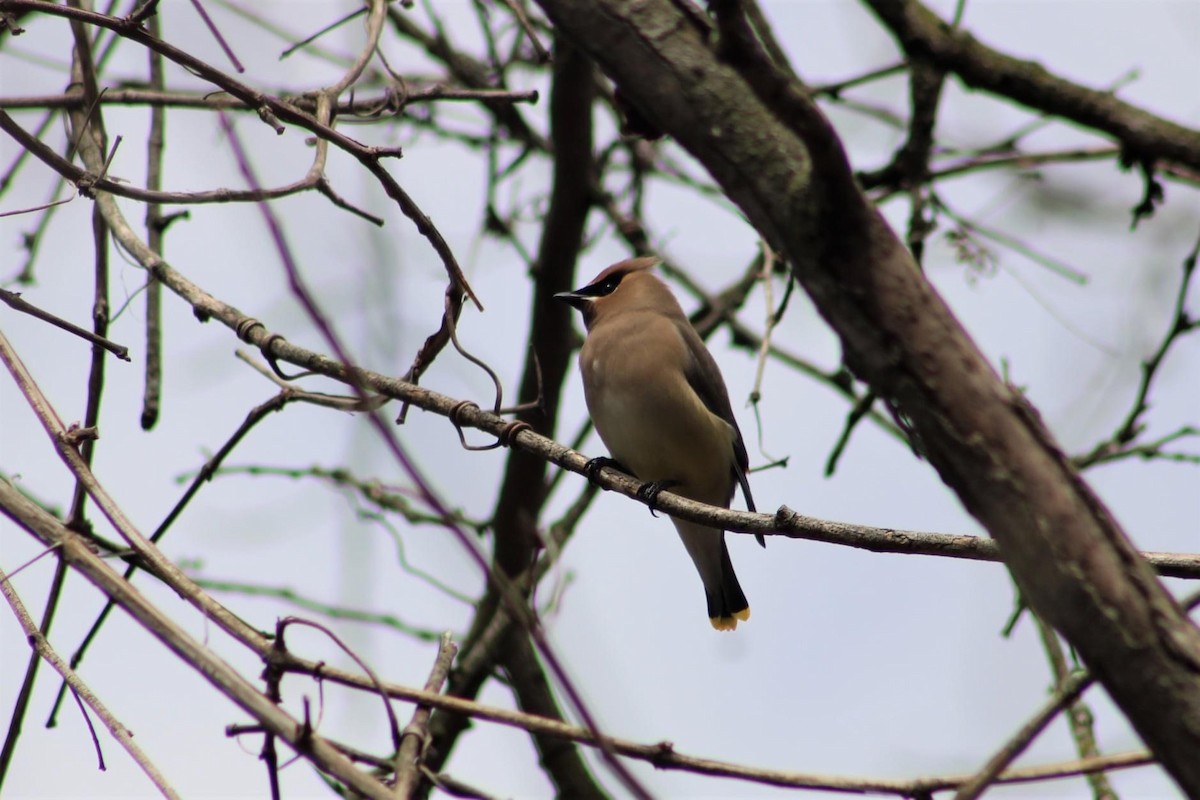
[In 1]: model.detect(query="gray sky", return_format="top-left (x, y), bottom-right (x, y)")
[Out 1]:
top-left (2, 1), bottom-right (1198, 797)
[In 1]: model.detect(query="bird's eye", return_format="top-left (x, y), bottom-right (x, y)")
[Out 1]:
top-left (594, 275), bottom-right (622, 296)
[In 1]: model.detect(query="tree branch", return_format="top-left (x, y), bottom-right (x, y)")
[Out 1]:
top-left (0, 565), bottom-right (182, 799)
top-left (860, 0), bottom-right (1200, 174)
top-left (424, 36), bottom-right (605, 797)
top-left (531, 0), bottom-right (1200, 793)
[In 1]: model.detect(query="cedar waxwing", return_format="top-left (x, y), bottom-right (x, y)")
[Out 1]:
top-left (556, 257), bottom-right (761, 631)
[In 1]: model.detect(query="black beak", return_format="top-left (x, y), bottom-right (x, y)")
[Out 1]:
top-left (554, 290), bottom-right (590, 311)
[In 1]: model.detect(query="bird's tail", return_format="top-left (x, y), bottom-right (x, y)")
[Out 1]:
top-left (708, 541), bottom-right (750, 631)
top-left (674, 521), bottom-right (751, 631)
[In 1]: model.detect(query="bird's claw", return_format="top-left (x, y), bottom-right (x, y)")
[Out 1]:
top-left (584, 456), bottom-right (628, 485)
top-left (637, 479), bottom-right (681, 517)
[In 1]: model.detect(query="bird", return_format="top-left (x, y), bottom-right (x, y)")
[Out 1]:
top-left (556, 256), bottom-right (762, 631)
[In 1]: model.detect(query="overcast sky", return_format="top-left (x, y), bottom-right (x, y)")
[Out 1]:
top-left (2, 1), bottom-right (1198, 798)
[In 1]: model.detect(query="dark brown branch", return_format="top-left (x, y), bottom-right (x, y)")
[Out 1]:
top-left (0, 288), bottom-right (130, 360)
top-left (532, 0), bottom-right (1200, 793)
top-left (860, 0), bottom-right (1200, 174)
top-left (424, 36), bottom-right (601, 794)
top-left (492, 39), bottom-right (595, 578)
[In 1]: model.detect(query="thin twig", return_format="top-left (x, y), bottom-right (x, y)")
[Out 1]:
top-left (0, 557), bottom-right (64, 790)
top-left (186, 0), bottom-right (244, 72)
top-left (0, 480), bottom-right (398, 799)
top-left (0, 564), bottom-right (183, 799)
top-left (954, 667), bottom-right (1095, 800)
top-left (1032, 614), bottom-right (1115, 799)
top-left (494, 0), bottom-right (549, 63)
top-left (394, 632), bottom-right (458, 796)
top-left (810, 61), bottom-right (905, 97)
top-left (0, 289), bottom-right (130, 361)
top-left (0, 478), bottom-right (1169, 796)
top-left (193, 576), bottom-right (445, 642)
top-left (278, 617), bottom-right (404, 753)
top-left (280, 5), bottom-right (365, 59)
top-left (1076, 224), bottom-right (1200, 466)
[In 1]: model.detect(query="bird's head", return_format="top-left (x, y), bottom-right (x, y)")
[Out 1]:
top-left (555, 256), bottom-right (677, 329)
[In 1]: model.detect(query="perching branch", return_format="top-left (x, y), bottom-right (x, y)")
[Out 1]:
top-left (533, 0), bottom-right (1200, 793)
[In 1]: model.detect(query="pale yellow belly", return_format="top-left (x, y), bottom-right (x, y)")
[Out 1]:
top-left (587, 379), bottom-right (733, 505)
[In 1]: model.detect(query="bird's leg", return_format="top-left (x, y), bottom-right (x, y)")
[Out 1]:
top-left (637, 479), bottom-right (681, 517)
top-left (584, 456), bottom-right (630, 484)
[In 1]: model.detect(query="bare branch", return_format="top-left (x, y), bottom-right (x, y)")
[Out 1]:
top-left (861, 0), bottom-right (1200, 174)
top-left (954, 667), bottom-right (1094, 800)
top-left (0, 565), bottom-right (182, 799)
top-left (0, 481), bottom-right (397, 798)
top-left (0, 0), bottom-right (481, 309)
top-left (394, 632), bottom-right (457, 796)
top-left (0, 288), bottom-right (130, 361)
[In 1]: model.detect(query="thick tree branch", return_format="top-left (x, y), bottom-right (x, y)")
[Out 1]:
top-left (530, 0), bottom-right (1200, 793)
top-left (424, 37), bottom-right (603, 796)
top-left (861, 0), bottom-right (1200, 174)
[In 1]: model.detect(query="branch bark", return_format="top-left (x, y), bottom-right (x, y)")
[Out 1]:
top-left (0, 477), bottom-right (398, 800)
top-left (423, 37), bottom-right (604, 797)
top-left (861, 0), bottom-right (1200, 174)
top-left (530, 0), bottom-right (1200, 793)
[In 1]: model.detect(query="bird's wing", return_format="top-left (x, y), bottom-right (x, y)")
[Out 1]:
top-left (678, 323), bottom-right (759, 522)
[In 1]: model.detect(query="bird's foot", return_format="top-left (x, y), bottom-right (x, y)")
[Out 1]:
top-left (637, 479), bottom-right (681, 517)
top-left (584, 456), bottom-right (629, 485)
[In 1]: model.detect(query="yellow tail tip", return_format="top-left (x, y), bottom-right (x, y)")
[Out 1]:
top-left (709, 607), bottom-right (751, 631)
